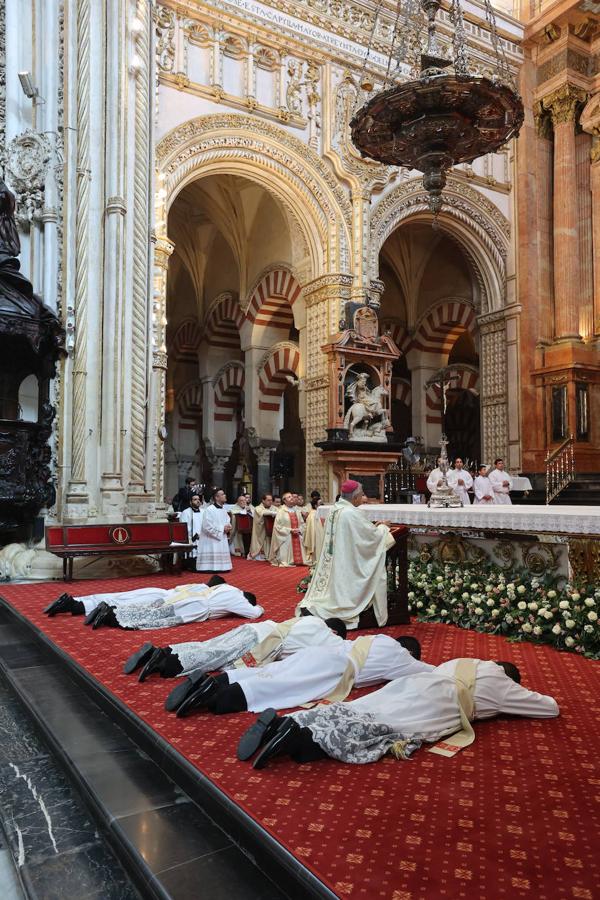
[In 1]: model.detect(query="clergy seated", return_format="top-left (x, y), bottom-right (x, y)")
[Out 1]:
top-left (296, 480), bottom-right (397, 629)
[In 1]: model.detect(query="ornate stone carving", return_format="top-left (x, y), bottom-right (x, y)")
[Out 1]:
top-left (542, 84), bottom-right (588, 127)
top-left (1, 130), bottom-right (51, 227)
top-left (0, 2), bottom-right (5, 155)
top-left (154, 4), bottom-right (176, 74)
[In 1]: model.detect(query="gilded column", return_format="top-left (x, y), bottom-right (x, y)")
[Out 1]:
top-left (543, 85), bottom-right (587, 342)
top-left (592, 140), bottom-right (600, 337)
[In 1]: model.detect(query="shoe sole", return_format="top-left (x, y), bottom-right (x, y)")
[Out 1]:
top-left (164, 672), bottom-right (207, 713)
top-left (123, 642), bottom-right (155, 675)
top-left (175, 680), bottom-right (217, 718)
top-left (237, 708), bottom-right (278, 761)
top-left (84, 605), bottom-right (104, 626)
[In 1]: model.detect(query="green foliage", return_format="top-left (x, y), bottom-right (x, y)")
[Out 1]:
top-left (408, 559), bottom-right (600, 659)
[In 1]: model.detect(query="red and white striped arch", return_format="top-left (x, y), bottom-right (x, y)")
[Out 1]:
top-left (170, 318), bottom-right (202, 362)
top-left (425, 366), bottom-right (480, 425)
top-left (177, 381), bottom-right (203, 431)
top-left (392, 378), bottom-right (412, 406)
top-left (214, 362), bottom-right (245, 422)
top-left (258, 343), bottom-right (301, 412)
top-left (204, 293), bottom-right (244, 350)
top-left (246, 268), bottom-right (301, 334)
top-left (381, 321), bottom-right (411, 355)
top-left (413, 300), bottom-right (476, 356)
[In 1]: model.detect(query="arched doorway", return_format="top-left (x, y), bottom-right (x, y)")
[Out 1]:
top-left (379, 221), bottom-right (481, 460)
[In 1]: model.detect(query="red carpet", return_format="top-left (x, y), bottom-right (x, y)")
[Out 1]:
top-left (2, 560), bottom-right (600, 900)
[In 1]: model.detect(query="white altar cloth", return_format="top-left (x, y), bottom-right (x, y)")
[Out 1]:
top-left (318, 504), bottom-right (600, 536)
top-left (512, 476), bottom-right (533, 492)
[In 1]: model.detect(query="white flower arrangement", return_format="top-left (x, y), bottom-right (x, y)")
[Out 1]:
top-left (406, 558), bottom-right (600, 660)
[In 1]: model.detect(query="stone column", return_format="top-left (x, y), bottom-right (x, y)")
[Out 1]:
top-left (210, 453), bottom-right (228, 489)
top-left (303, 274), bottom-right (353, 497)
top-left (592, 142), bottom-right (600, 338)
top-left (148, 236), bottom-right (174, 508)
top-left (543, 85), bottom-right (587, 342)
top-left (255, 446), bottom-right (273, 498)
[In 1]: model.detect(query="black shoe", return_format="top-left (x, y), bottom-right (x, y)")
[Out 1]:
top-left (243, 591), bottom-right (257, 606)
top-left (138, 647), bottom-right (172, 683)
top-left (175, 676), bottom-right (220, 718)
top-left (253, 718), bottom-right (300, 770)
top-left (84, 604), bottom-right (105, 626)
top-left (237, 708), bottom-right (280, 761)
top-left (207, 575), bottom-right (226, 587)
top-left (91, 602), bottom-right (118, 629)
top-left (164, 669), bottom-right (208, 712)
top-left (123, 642), bottom-right (156, 675)
top-left (44, 593), bottom-right (75, 616)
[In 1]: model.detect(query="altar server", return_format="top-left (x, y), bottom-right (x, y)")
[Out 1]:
top-left (301, 499), bottom-right (325, 566)
top-left (269, 492), bottom-right (307, 567)
top-left (127, 616), bottom-right (347, 709)
top-left (426, 458), bottom-right (446, 494)
top-left (228, 494), bottom-right (253, 557)
top-left (197, 488), bottom-right (233, 572)
top-left (473, 464), bottom-right (496, 504)
top-left (489, 458), bottom-right (513, 505)
top-left (449, 458), bottom-right (473, 505)
top-left (179, 494), bottom-right (205, 567)
top-left (45, 578), bottom-right (262, 630)
top-left (176, 634), bottom-right (431, 719)
top-left (297, 480), bottom-right (396, 628)
top-left (248, 494), bottom-right (276, 560)
top-left (246, 658), bottom-right (559, 769)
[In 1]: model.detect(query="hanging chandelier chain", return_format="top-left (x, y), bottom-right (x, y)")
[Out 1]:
top-left (359, 0), bottom-right (386, 86)
top-left (449, 0), bottom-right (469, 76)
top-left (482, 0), bottom-right (514, 88)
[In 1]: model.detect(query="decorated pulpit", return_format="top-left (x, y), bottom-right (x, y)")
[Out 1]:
top-left (317, 298), bottom-right (402, 499)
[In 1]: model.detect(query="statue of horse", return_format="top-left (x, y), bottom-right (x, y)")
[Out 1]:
top-left (343, 384), bottom-right (389, 437)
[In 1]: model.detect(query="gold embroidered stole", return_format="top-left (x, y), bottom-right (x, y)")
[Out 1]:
top-left (428, 658), bottom-right (478, 758)
top-left (232, 618), bottom-right (298, 668)
top-left (303, 635), bottom-right (375, 707)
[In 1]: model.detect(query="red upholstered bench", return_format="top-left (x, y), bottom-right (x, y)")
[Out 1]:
top-left (45, 522), bottom-right (194, 582)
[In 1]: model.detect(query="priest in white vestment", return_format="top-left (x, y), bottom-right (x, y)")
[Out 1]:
top-left (488, 458), bottom-right (513, 504)
top-left (302, 500), bottom-right (325, 566)
top-left (248, 658), bottom-right (559, 768)
top-left (426, 459), bottom-right (446, 495)
top-left (197, 488), bottom-right (233, 572)
top-left (177, 634), bottom-right (431, 717)
top-left (269, 492), bottom-right (308, 567)
top-left (473, 465), bottom-right (496, 504)
top-left (448, 458), bottom-right (473, 505)
top-left (296, 480), bottom-right (396, 628)
top-left (248, 494), bottom-right (276, 560)
top-left (179, 494), bottom-right (205, 566)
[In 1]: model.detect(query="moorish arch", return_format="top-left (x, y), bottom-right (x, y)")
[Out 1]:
top-left (213, 361), bottom-right (245, 423)
top-left (204, 292), bottom-right (244, 351)
top-left (245, 265), bottom-right (303, 336)
top-left (156, 114), bottom-right (353, 279)
top-left (412, 298), bottom-right (477, 357)
top-left (258, 342), bottom-right (301, 413)
top-left (171, 318), bottom-right (202, 363)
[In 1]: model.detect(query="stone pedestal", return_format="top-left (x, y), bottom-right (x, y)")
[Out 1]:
top-left (318, 448), bottom-right (400, 501)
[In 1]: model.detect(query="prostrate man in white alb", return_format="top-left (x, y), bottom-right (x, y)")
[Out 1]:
top-left (269, 492), bottom-right (307, 567)
top-left (248, 494), bottom-right (276, 560)
top-left (44, 577), bottom-right (262, 630)
top-left (124, 615), bottom-right (347, 711)
top-left (196, 488), bottom-right (233, 572)
top-left (296, 480), bottom-right (396, 628)
top-left (243, 658), bottom-right (559, 769)
top-left (179, 493), bottom-right (205, 568)
top-left (488, 458), bottom-right (513, 505)
top-left (176, 634), bottom-right (430, 723)
top-left (448, 457), bottom-right (473, 505)
top-left (473, 464), bottom-right (495, 504)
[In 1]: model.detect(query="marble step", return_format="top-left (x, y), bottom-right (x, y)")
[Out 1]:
top-left (0, 599), bottom-right (333, 900)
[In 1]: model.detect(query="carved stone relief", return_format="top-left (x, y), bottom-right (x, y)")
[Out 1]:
top-left (1, 130), bottom-right (51, 227)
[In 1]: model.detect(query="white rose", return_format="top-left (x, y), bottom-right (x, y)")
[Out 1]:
top-left (588, 611), bottom-right (598, 622)
top-left (552, 624), bottom-right (562, 635)
top-left (522, 623), bottom-right (532, 633)
top-left (408, 592), bottom-right (415, 600)
top-left (436, 576), bottom-right (443, 582)
top-left (441, 609), bottom-right (448, 616)
top-left (543, 609), bottom-right (553, 620)
top-left (474, 607), bottom-right (483, 615)
top-left (533, 626), bottom-right (542, 636)
top-left (507, 583), bottom-right (515, 590)
top-left (491, 609), bottom-right (500, 618)
top-left (585, 598), bottom-right (595, 607)
top-left (566, 620), bottom-right (576, 629)
top-left (528, 602), bottom-right (538, 611)
top-left (470, 583), bottom-right (479, 590)
top-left (517, 585), bottom-right (526, 595)
top-left (547, 590), bottom-right (557, 599)
top-left (584, 624), bottom-right (594, 634)
top-left (559, 600), bottom-right (569, 610)
top-left (571, 592), bottom-right (580, 602)
top-left (517, 601), bottom-right (527, 611)
top-left (505, 615), bottom-right (513, 624)
top-left (487, 599), bottom-right (495, 607)
top-left (565, 636), bottom-right (575, 647)
top-left (416, 601), bottom-right (423, 608)
top-left (462, 592), bottom-right (469, 600)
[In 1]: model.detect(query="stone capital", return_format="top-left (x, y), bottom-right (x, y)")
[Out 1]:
top-left (154, 236), bottom-right (175, 269)
top-left (542, 85), bottom-right (588, 128)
